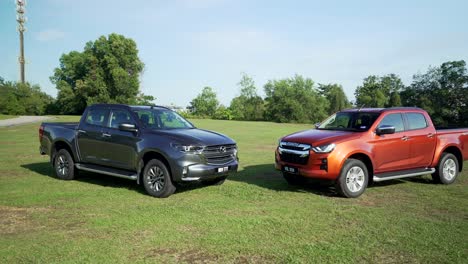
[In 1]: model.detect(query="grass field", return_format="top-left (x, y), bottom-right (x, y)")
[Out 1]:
top-left (0, 115), bottom-right (17, 120)
top-left (1, 117), bottom-right (467, 263)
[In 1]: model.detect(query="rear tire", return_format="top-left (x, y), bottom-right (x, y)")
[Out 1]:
top-left (142, 159), bottom-right (176, 198)
top-left (283, 172), bottom-right (304, 185)
top-left (432, 153), bottom-right (459, 184)
top-left (53, 149), bottom-right (76, 180)
top-left (335, 159), bottom-right (368, 198)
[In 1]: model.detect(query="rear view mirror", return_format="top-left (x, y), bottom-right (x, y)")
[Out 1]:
top-left (376, 125), bottom-right (395, 135)
top-left (314, 123), bottom-right (321, 128)
top-left (119, 123), bottom-right (138, 132)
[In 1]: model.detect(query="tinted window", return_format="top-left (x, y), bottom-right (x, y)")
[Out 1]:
top-left (85, 108), bottom-right (108, 127)
top-left (406, 113), bottom-right (427, 130)
top-left (109, 109), bottom-right (133, 128)
top-left (378, 113), bottom-right (404, 132)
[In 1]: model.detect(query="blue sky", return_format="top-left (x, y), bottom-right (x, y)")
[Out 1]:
top-left (1, 0), bottom-right (467, 107)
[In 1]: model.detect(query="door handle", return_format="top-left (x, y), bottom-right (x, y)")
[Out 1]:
top-left (78, 130), bottom-right (87, 134)
top-left (401, 136), bottom-right (409, 141)
top-left (102, 133), bottom-right (111, 138)
top-left (427, 133), bottom-right (434, 138)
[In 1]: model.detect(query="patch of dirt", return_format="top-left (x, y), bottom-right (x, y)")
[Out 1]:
top-left (144, 248), bottom-right (219, 263)
top-left (0, 205), bottom-right (50, 235)
top-left (234, 255), bottom-right (277, 264)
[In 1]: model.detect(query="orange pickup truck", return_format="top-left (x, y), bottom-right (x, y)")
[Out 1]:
top-left (275, 107), bottom-right (468, 198)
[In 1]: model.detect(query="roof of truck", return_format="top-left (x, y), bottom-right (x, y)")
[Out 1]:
top-left (341, 107), bottom-right (423, 113)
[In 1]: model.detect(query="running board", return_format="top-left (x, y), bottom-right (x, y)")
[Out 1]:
top-left (75, 163), bottom-right (138, 181)
top-left (373, 168), bottom-right (435, 182)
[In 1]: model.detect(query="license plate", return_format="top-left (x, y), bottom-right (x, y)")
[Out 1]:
top-left (217, 167), bottom-right (229, 173)
top-left (283, 166), bottom-right (298, 173)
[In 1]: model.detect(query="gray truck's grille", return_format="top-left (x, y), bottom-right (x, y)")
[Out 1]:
top-left (203, 144), bottom-right (237, 165)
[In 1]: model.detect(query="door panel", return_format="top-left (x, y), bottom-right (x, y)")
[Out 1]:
top-left (76, 108), bottom-right (109, 165)
top-left (100, 108), bottom-right (139, 170)
top-left (372, 113), bottom-right (411, 173)
top-left (405, 113), bottom-right (437, 168)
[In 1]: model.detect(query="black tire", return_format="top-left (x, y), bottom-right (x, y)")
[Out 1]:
top-left (202, 176), bottom-right (227, 186)
top-left (283, 172), bottom-right (304, 185)
top-left (142, 159), bottom-right (176, 198)
top-left (432, 153), bottom-right (459, 184)
top-left (335, 159), bottom-right (368, 198)
top-left (53, 149), bottom-right (76, 180)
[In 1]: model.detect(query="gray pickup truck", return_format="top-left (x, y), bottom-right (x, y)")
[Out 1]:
top-left (39, 104), bottom-right (238, 198)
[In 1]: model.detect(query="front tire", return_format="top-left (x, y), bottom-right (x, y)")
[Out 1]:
top-left (142, 159), bottom-right (176, 198)
top-left (432, 153), bottom-right (459, 184)
top-left (53, 149), bottom-right (76, 180)
top-left (336, 159), bottom-right (368, 198)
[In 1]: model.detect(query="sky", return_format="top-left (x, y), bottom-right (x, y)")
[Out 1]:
top-left (1, 0), bottom-right (467, 107)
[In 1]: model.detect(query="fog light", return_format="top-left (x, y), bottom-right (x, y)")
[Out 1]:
top-left (182, 166), bottom-right (188, 175)
top-left (322, 158), bottom-right (327, 164)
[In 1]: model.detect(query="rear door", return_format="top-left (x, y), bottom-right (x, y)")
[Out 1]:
top-left (76, 107), bottom-right (110, 165)
top-left (100, 108), bottom-right (140, 170)
top-left (404, 112), bottom-right (437, 168)
top-left (372, 113), bottom-right (412, 173)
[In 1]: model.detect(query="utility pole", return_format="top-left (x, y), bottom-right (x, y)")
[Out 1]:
top-left (16, 0), bottom-right (27, 83)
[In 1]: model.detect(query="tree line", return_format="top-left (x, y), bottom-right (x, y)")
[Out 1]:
top-left (0, 33), bottom-right (466, 127)
top-left (189, 61), bottom-right (468, 127)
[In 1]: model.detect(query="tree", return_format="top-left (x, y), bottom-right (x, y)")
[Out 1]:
top-left (401, 60), bottom-right (468, 127)
top-left (50, 33), bottom-right (146, 114)
top-left (229, 73), bottom-right (265, 120)
top-left (264, 75), bottom-right (328, 123)
top-left (189, 87), bottom-right (219, 118)
top-left (355, 74), bottom-right (404, 108)
top-left (0, 79), bottom-right (54, 115)
top-left (318, 83), bottom-right (351, 115)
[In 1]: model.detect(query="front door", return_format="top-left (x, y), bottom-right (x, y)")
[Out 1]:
top-left (371, 113), bottom-right (411, 173)
top-left (100, 108), bottom-right (140, 170)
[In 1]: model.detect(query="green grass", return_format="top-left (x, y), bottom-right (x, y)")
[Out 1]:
top-left (1, 117), bottom-right (467, 263)
top-left (0, 115), bottom-right (17, 120)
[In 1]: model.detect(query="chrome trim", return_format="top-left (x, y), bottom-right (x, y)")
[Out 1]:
top-left (75, 164), bottom-right (138, 180)
top-left (279, 141), bottom-right (311, 150)
top-left (373, 168), bottom-right (435, 182)
top-left (181, 177), bottom-right (201, 181)
top-left (278, 147), bottom-right (310, 157)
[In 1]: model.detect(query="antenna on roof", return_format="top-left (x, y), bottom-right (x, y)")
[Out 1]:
top-left (358, 104), bottom-right (365, 112)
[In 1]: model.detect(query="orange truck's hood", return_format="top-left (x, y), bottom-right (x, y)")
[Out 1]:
top-left (281, 129), bottom-right (360, 146)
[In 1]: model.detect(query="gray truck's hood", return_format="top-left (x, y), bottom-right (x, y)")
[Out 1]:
top-left (149, 128), bottom-right (236, 146)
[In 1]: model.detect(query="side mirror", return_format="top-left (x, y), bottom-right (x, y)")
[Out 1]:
top-left (376, 125), bottom-right (395, 135)
top-left (314, 123), bottom-right (321, 129)
top-left (119, 123), bottom-right (138, 132)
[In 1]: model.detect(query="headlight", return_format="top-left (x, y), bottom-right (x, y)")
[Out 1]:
top-left (170, 143), bottom-right (204, 154)
top-left (312, 143), bottom-right (336, 153)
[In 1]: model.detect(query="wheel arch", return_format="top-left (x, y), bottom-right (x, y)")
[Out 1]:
top-left (441, 146), bottom-right (463, 172)
top-left (138, 150), bottom-right (173, 184)
top-left (51, 140), bottom-right (76, 163)
top-left (346, 152), bottom-right (374, 180)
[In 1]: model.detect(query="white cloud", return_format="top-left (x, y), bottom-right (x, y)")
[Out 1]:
top-left (36, 29), bottom-right (66, 42)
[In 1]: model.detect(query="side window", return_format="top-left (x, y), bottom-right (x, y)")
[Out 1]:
top-left (85, 108), bottom-right (108, 127)
top-left (109, 109), bottom-right (133, 129)
top-left (406, 113), bottom-right (428, 130)
top-left (378, 113), bottom-right (405, 132)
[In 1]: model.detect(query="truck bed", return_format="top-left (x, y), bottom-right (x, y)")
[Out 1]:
top-left (41, 122), bottom-right (79, 130)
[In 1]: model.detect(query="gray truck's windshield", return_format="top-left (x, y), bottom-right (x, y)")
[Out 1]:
top-left (132, 108), bottom-right (194, 129)
top-left (318, 112), bottom-right (381, 131)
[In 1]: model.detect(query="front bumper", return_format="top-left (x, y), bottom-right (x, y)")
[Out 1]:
top-left (171, 158), bottom-right (239, 182)
top-left (275, 149), bottom-right (339, 180)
